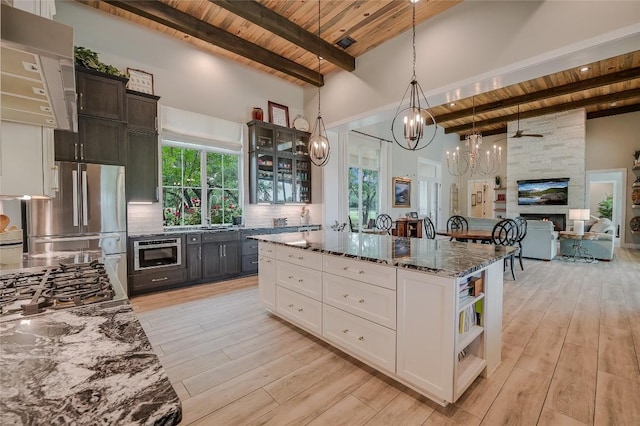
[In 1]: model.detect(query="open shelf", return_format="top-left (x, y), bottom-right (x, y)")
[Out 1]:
top-left (459, 292), bottom-right (484, 312)
top-left (455, 354), bottom-right (487, 400)
top-left (457, 325), bottom-right (483, 350)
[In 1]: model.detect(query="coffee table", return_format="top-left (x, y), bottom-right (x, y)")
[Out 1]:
top-left (558, 231), bottom-right (599, 263)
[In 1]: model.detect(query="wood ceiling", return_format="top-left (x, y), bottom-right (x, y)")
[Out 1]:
top-left (76, 1), bottom-right (640, 137)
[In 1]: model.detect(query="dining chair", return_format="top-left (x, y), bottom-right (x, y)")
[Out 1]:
top-left (423, 217), bottom-right (436, 239)
top-left (446, 215), bottom-right (468, 241)
top-left (491, 218), bottom-right (519, 280)
top-left (348, 216), bottom-right (356, 232)
top-left (376, 214), bottom-right (393, 235)
top-left (513, 217), bottom-right (528, 270)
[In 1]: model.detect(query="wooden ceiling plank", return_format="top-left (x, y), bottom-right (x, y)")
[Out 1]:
top-left (444, 87), bottom-right (640, 134)
top-left (586, 103), bottom-right (640, 119)
top-left (102, 0), bottom-right (324, 86)
top-left (210, 0), bottom-right (356, 72)
top-left (435, 66), bottom-right (640, 124)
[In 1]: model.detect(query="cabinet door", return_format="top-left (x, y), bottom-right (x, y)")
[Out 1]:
top-left (294, 158), bottom-right (311, 203)
top-left (222, 240), bottom-right (241, 275)
top-left (396, 269), bottom-right (455, 402)
top-left (202, 244), bottom-right (223, 280)
top-left (126, 131), bottom-right (158, 201)
top-left (275, 128), bottom-right (295, 154)
top-left (276, 157), bottom-right (293, 203)
top-left (258, 254), bottom-right (276, 310)
top-left (250, 151), bottom-right (275, 203)
top-left (79, 117), bottom-right (126, 165)
top-left (248, 121), bottom-right (274, 151)
top-left (126, 92), bottom-right (159, 132)
top-left (54, 129), bottom-right (79, 161)
top-left (187, 244), bottom-right (202, 282)
top-left (77, 70), bottom-right (126, 121)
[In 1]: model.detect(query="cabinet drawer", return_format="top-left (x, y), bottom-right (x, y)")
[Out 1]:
top-left (259, 242), bottom-right (277, 258)
top-left (186, 233), bottom-right (201, 245)
top-left (276, 286), bottom-right (322, 335)
top-left (323, 273), bottom-right (396, 330)
top-left (277, 245), bottom-right (322, 270)
top-left (202, 231), bottom-right (239, 243)
top-left (323, 256), bottom-right (396, 290)
top-left (323, 304), bottom-right (396, 373)
top-left (277, 261), bottom-right (322, 301)
top-left (242, 239), bottom-right (259, 255)
top-left (130, 268), bottom-right (186, 294)
top-left (242, 254), bottom-right (259, 273)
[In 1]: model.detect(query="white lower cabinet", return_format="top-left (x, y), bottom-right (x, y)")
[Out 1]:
top-left (277, 261), bottom-right (322, 301)
top-left (258, 254), bottom-right (276, 310)
top-left (323, 304), bottom-right (396, 373)
top-left (276, 286), bottom-right (322, 335)
top-left (396, 269), bottom-right (455, 402)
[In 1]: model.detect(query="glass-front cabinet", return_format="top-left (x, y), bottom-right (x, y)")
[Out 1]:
top-left (248, 120), bottom-right (311, 204)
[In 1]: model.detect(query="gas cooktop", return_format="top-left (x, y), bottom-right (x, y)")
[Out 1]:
top-left (0, 260), bottom-right (115, 321)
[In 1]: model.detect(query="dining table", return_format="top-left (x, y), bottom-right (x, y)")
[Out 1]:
top-left (435, 229), bottom-right (494, 243)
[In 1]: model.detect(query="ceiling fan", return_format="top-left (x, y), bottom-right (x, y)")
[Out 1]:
top-left (511, 105), bottom-right (543, 138)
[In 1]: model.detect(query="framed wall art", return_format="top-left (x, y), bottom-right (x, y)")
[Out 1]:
top-left (393, 177), bottom-right (411, 208)
top-left (126, 68), bottom-right (154, 94)
top-left (477, 191), bottom-right (482, 203)
top-left (268, 101), bottom-right (290, 128)
top-left (471, 193), bottom-right (477, 206)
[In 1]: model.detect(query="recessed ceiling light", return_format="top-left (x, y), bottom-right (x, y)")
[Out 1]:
top-left (580, 66), bottom-right (589, 72)
top-left (336, 36), bottom-right (356, 49)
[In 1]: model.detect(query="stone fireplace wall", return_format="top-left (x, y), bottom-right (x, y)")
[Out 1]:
top-left (506, 109), bottom-right (586, 230)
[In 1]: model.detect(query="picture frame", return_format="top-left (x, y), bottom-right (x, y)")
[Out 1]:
top-left (268, 101), bottom-right (290, 128)
top-left (393, 177), bottom-right (411, 208)
top-left (477, 191), bottom-right (482, 203)
top-left (406, 211), bottom-right (419, 219)
top-left (126, 68), bottom-right (154, 95)
top-left (471, 193), bottom-right (477, 206)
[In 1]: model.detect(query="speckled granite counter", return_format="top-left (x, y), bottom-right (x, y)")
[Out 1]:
top-left (0, 300), bottom-right (181, 425)
top-left (250, 230), bottom-right (516, 277)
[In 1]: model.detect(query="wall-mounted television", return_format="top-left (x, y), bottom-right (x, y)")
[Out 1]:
top-left (517, 178), bottom-right (569, 205)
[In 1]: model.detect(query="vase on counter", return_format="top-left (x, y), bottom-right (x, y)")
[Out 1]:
top-left (252, 107), bottom-right (264, 121)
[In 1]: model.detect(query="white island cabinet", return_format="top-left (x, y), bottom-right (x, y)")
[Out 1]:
top-left (255, 232), bottom-right (511, 406)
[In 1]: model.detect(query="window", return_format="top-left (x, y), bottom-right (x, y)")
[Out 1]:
top-left (417, 158), bottom-right (441, 228)
top-left (162, 143), bottom-right (241, 226)
top-left (348, 142), bottom-right (381, 231)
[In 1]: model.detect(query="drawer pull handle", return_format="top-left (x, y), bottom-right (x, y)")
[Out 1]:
top-left (288, 304), bottom-right (294, 308)
top-left (251, 261), bottom-right (259, 264)
top-left (288, 275), bottom-right (294, 279)
top-left (342, 329), bottom-right (365, 341)
top-left (297, 279), bottom-right (304, 283)
top-left (298, 308), bottom-right (304, 312)
top-left (342, 267), bottom-right (365, 274)
top-left (288, 254), bottom-right (304, 260)
top-left (358, 336), bottom-right (365, 341)
top-left (151, 277), bottom-right (168, 282)
top-left (342, 294), bottom-right (365, 304)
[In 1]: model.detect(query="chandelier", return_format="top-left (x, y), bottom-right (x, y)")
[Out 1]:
top-left (446, 97), bottom-right (501, 176)
top-left (307, 0), bottom-right (330, 167)
top-left (390, 0), bottom-right (437, 151)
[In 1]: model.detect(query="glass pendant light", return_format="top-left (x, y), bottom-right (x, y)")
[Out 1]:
top-left (391, 0), bottom-right (437, 151)
top-left (308, 0), bottom-right (330, 167)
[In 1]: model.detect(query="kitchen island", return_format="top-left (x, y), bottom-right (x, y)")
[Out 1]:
top-left (0, 252), bottom-right (181, 425)
top-left (251, 230), bottom-right (516, 406)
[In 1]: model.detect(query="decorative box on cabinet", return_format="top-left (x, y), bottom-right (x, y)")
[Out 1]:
top-left (126, 91), bottom-right (160, 202)
top-left (248, 120), bottom-right (311, 204)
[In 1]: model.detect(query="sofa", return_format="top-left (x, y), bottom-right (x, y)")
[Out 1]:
top-left (559, 217), bottom-right (615, 260)
top-left (463, 217), bottom-right (558, 261)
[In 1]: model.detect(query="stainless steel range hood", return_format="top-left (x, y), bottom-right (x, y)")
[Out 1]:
top-left (1, 4), bottom-right (77, 132)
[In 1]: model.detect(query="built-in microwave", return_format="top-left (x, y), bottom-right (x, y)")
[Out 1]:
top-left (133, 238), bottom-right (182, 271)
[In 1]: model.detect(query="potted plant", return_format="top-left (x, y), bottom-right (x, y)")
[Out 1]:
top-left (634, 149), bottom-right (640, 166)
top-left (494, 175), bottom-right (501, 188)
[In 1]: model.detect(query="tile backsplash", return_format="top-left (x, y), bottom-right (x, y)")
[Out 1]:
top-left (127, 203), bottom-right (164, 236)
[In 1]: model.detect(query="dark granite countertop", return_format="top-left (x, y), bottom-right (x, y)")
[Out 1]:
top-left (250, 230), bottom-right (517, 278)
top-left (129, 224), bottom-right (321, 239)
top-left (0, 300), bottom-right (181, 425)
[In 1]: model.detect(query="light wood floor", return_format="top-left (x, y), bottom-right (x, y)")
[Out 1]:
top-left (131, 248), bottom-right (640, 425)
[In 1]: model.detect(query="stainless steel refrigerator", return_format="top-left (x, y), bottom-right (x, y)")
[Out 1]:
top-left (27, 162), bottom-right (127, 289)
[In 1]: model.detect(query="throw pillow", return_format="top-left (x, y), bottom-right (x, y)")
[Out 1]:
top-left (590, 218), bottom-right (613, 234)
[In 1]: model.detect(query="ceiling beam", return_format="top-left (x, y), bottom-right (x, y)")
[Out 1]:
top-left (435, 67), bottom-right (640, 124)
top-left (210, 0), bottom-right (355, 72)
top-left (444, 87), bottom-right (640, 134)
top-left (586, 103), bottom-right (640, 119)
top-left (102, 0), bottom-right (324, 86)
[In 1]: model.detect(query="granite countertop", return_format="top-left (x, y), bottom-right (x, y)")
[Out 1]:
top-left (250, 230), bottom-right (517, 278)
top-left (128, 224), bottom-right (321, 239)
top-left (0, 300), bottom-right (181, 425)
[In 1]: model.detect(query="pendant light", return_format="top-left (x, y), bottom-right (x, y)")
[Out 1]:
top-left (391, 0), bottom-right (437, 151)
top-left (308, 0), bottom-right (330, 167)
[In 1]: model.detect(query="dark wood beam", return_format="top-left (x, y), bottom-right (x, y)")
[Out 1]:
top-left (586, 103), bottom-right (640, 119)
top-left (435, 67), bottom-right (640, 124)
top-left (102, 0), bottom-right (324, 86)
top-left (444, 88), bottom-right (640, 134)
top-left (210, 0), bottom-right (355, 72)
top-left (458, 126), bottom-right (507, 140)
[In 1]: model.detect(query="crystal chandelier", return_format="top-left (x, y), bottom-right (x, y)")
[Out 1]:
top-left (446, 97), bottom-right (501, 176)
top-left (390, 0), bottom-right (436, 151)
top-left (307, 0), bottom-right (330, 167)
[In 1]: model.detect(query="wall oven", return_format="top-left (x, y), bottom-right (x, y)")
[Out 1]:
top-left (134, 238), bottom-right (182, 271)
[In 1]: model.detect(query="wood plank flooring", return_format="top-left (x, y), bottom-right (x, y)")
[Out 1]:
top-left (131, 248), bottom-right (640, 425)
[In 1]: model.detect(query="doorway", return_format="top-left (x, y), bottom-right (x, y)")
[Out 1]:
top-left (467, 179), bottom-right (493, 218)
top-left (586, 169), bottom-right (626, 246)
top-left (417, 158), bottom-right (441, 228)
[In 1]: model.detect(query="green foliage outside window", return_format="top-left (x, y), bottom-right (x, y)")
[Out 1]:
top-left (597, 193), bottom-right (613, 220)
top-left (162, 145), bottom-right (240, 226)
top-left (348, 167), bottom-right (379, 229)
